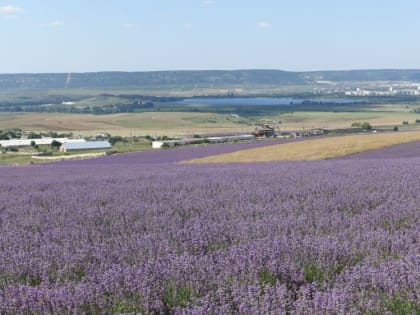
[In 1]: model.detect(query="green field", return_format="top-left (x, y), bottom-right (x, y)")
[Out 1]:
top-left (1, 105), bottom-right (419, 137)
top-left (0, 112), bottom-right (257, 136)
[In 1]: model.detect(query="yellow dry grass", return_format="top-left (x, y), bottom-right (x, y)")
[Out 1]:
top-left (184, 131), bottom-right (420, 163)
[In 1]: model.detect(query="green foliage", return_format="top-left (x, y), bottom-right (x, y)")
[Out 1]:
top-left (163, 282), bottom-right (195, 310)
top-left (402, 121), bottom-right (409, 125)
top-left (28, 132), bottom-right (42, 139)
top-left (258, 269), bottom-right (283, 286)
top-left (0, 153), bottom-right (33, 164)
top-left (366, 293), bottom-right (420, 315)
top-left (50, 140), bottom-right (62, 149)
top-left (108, 136), bottom-right (124, 145)
top-left (80, 294), bottom-right (145, 315)
top-left (110, 298), bottom-right (145, 314)
top-left (351, 121), bottom-right (372, 130)
top-left (18, 274), bottom-right (42, 287)
top-left (303, 263), bottom-right (325, 284)
top-left (66, 265), bottom-right (85, 282)
top-left (380, 296), bottom-right (420, 315)
top-left (0, 128), bottom-right (22, 140)
top-left (156, 135), bottom-right (177, 141)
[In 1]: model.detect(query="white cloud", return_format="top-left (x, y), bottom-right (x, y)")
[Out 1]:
top-left (257, 21), bottom-right (271, 28)
top-left (0, 5), bottom-right (23, 14)
top-left (0, 5), bottom-right (23, 19)
top-left (202, 0), bottom-right (216, 5)
top-left (48, 21), bottom-right (64, 27)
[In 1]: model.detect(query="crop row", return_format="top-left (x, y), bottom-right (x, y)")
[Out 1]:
top-left (0, 150), bottom-right (419, 314)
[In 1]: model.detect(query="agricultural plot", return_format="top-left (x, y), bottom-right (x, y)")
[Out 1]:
top-left (60, 138), bottom-right (290, 166)
top-left (0, 142), bottom-right (419, 314)
top-left (186, 131), bottom-right (420, 163)
top-left (0, 112), bottom-right (252, 137)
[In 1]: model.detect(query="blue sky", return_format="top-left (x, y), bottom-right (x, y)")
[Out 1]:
top-left (1, 0), bottom-right (420, 73)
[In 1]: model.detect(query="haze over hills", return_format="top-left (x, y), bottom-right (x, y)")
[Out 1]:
top-left (1, 69), bottom-right (420, 90)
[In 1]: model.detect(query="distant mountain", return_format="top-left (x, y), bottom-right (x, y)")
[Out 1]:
top-left (306, 69), bottom-right (420, 82)
top-left (1, 69), bottom-right (420, 90)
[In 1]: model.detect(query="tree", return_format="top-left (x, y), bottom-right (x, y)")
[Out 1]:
top-left (50, 140), bottom-right (62, 149)
top-left (360, 122), bottom-right (372, 130)
top-left (28, 132), bottom-right (42, 139)
top-left (352, 121), bottom-right (372, 130)
top-left (109, 136), bottom-right (123, 145)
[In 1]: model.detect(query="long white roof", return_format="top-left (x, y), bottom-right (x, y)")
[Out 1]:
top-left (62, 141), bottom-right (111, 150)
top-left (0, 138), bottom-right (86, 148)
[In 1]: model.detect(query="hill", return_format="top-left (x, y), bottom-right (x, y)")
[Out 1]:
top-left (1, 69), bottom-right (420, 90)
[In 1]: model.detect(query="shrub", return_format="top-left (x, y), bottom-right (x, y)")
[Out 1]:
top-left (352, 122), bottom-right (372, 130)
top-left (27, 132), bottom-right (42, 139)
top-left (109, 136), bottom-right (124, 145)
top-left (50, 140), bottom-right (62, 149)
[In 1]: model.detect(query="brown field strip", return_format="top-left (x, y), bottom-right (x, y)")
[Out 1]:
top-left (184, 131), bottom-right (420, 163)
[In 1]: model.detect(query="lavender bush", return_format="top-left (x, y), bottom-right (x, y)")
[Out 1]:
top-left (343, 139), bottom-right (420, 160)
top-left (59, 138), bottom-right (293, 165)
top-left (0, 144), bottom-right (419, 314)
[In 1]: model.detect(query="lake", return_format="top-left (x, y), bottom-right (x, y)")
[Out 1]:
top-left (174, 97), bottom-right (363, 106)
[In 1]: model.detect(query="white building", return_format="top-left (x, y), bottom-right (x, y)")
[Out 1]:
top-left (152, 135), bottom-right (255, 149)
top-left (60, 141), bottom-right (111, 152)
top-left (0, 138), bottom-right (85, 148)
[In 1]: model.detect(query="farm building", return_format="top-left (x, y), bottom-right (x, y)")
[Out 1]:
top-left (0, 138), bottom-right (85, 148)
top-left (60, 141), bottom-right (111, 152)
top-left (152, 139), bottom-right (202, 149)
top-left (207, 134), bottom-right (255, 143)
top-left (152, 135), bottom-right (255, 149)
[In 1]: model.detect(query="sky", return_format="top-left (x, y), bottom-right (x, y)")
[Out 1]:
top-left (1, 0), bottom-right (420, 73)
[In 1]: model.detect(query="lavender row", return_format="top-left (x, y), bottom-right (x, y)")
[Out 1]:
top-left (59, 138), bottom-right (296, 165)
top-left (342, 140), bottom-right (420, 160)
top-left (61, 137), bottom-right (420, 167)
top-left (0, 157), bottom-right (419, 314)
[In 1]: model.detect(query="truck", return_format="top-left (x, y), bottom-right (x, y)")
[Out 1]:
top-left (253, 124), bottom-right (276, 137)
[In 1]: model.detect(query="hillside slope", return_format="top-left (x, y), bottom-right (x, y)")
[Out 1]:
top-left (1, 69), bottom-right (420, 90)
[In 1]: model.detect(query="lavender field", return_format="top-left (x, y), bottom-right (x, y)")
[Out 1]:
top-left (0, 142), bottom-right (419, 314)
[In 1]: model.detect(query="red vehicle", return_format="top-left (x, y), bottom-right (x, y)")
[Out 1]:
top-left (253, 124), bottom-right (276, 137)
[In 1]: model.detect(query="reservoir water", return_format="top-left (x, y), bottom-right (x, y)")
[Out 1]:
top-left (174, 97), bottom-right (362, 106)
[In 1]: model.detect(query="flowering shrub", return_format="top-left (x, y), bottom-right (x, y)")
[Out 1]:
top-left (0, 142), bottom-right (419, 314)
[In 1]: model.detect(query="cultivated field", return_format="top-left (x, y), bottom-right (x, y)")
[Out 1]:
top-left (186, 131), bottom-right (420, 163)
top-left (1, 108), bottom-right (419, 137)
top-left (0, 112), bottom-right (252, 137)
top-left (0, 142), bottom-right (419, 314)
